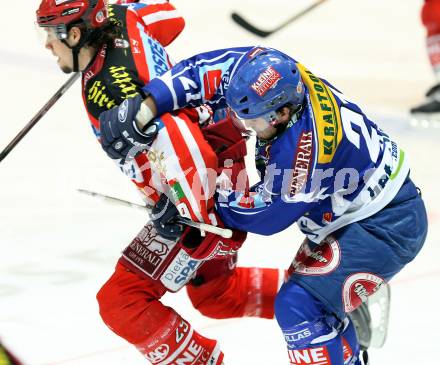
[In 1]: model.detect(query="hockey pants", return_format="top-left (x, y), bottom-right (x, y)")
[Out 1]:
top-left (97, 260), bottom-right (281, 364)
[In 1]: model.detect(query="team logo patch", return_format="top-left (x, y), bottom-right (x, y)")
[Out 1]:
top-left (114, 38), bottom-right (130, 49)
top-left (251, 66), bottom-right (282, 96)
top-left (288, 346), bottom-right (331, 365)
top-left (342, 273), bottom-right (385, 312)
top-left (95, 10), bottom-right (106, 24)
top-left (290, 236), bottom-right (341, 276)
top-left (322, 212), bottom-right (333, 224)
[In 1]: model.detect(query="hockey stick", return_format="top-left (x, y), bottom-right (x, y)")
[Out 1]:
top-left (0, 72), bottom-right (80, 163)
top-left (77, 188), bottom-right (233, 239)
top-left (231, 0), bottom-right (328, 38)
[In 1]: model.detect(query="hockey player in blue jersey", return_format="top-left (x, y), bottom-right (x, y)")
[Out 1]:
top-left (98, 47), bottom-right (428, 365)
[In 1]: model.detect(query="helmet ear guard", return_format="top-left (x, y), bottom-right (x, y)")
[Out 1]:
top-left (226, 48), bottom-right (305, 121)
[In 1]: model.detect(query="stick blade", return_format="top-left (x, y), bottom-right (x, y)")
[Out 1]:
top-left (231, 12), bottom-right (272, 38)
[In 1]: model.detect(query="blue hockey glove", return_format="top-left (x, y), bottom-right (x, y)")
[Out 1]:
top-left (99, 94), bottom-right (159, 163)
top-left (151, 194), bottom-right (185, 240)
top-left (152, 194), bottom-right (247, 260)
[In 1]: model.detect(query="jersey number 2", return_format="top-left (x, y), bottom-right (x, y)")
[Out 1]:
top-left (340, 107), bottom-right (380, 162)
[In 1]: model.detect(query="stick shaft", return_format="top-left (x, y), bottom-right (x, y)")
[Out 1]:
top-left (0, 73), bottom-right (80, 163)
top-left (231, 0), bottom-right (328, 37)
top-left (77, 189), bottom-right (233, 239)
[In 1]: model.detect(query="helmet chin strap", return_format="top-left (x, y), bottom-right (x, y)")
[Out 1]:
top-left (61, 28), bottom-right (95, 72)
top-left (61, 39), bottom-right (83, 72)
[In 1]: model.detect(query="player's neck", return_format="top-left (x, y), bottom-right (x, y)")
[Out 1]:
top-left (78, 46), bottom-right (97, 72)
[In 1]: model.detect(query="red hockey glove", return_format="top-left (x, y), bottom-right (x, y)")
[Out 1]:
top-left (179, 212), bottom-right (247, 260)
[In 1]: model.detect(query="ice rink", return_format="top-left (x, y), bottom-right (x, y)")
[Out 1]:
top-left (1, 0), bottom-right (439, 364)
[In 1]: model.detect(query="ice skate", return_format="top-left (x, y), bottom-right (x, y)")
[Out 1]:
top-left (410, 83), bottom-right (440, 127)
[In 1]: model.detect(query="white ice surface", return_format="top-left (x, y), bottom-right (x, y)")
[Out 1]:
top-left (1, 0), bottom-right (439, 364)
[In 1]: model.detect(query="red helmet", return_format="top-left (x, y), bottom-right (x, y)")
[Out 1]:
top-left (36, 0), bottom-right (108, 38)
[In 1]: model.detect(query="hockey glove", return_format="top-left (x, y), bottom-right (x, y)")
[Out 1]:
top-left (99, 94), bottom-right (158, 163)
top-left (178, 219), bottom-right (247, 260)
top-left (151, 194), bottom-right (247, 260)
top-left (151, 193), bottom-right (185, 240)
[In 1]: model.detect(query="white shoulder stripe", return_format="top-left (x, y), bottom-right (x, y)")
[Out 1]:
top-left (142, 10), bottom-right (180, 25)
top-left (152, 124), bottom-right (205, 223)
top-left (175, 117), bottom-right (212, 200)
top-left (139, 0), bottom-right (168, 5)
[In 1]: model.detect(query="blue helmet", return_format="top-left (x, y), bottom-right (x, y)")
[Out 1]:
top-left (226, 48), bottom-right (304, 120)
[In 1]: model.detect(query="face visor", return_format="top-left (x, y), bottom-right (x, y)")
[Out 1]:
top-left (230, 109), bottom-right (280, 135)
top-left (36, 23), bottom-right (69, 46)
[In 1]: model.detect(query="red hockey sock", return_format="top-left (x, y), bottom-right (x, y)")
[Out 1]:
top-left (136, 311), bottom-right (224, 365)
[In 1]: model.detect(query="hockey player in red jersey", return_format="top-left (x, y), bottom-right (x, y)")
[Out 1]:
top-left (411, 0), bottom-right (440, 119)
top-left (35, 1), bottom-right (282, 364)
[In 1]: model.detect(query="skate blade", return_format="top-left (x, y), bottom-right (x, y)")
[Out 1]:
top-left (368, 283), bottom-right (391, 348)
top-left (410, 113), bottom-right (440, 129)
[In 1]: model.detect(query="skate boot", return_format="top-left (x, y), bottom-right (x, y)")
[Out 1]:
top-left (410, 83), bottom-right (440, 126)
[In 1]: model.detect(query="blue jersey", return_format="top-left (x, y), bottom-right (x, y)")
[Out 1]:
top-left (143, 47), bottom-right (409, 242)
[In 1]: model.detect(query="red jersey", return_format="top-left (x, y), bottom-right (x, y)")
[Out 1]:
top-left (81, 2), bottom-right (217, 224)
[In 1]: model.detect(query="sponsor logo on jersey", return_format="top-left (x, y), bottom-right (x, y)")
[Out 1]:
top-left (55, 0), bottom-right (70, 5)
top-left (145, 36), bottom-right (169, 77)
top-left (109, 65), bottom-right (138, 99)
top-left (172, 339), bottom-right (206, 364)
top-left (203, 69), bottom-right (223, 100)
top-left (288, 346), bottom-right (331, 365)
top-left (61, 7), bottom-right (80, 16)
top-left (160, 250), bottom-right (202, 292)
top-left (87, 80), bottom-right (117, 109)
top-left (251, 66), bottom-right (282, 97)
top-left (342, 337), bottom-right (353, 364)
top-left (296, 64), bottom-right (342, 164)
top-left (290, 236), bottom-right (341, 276)
top-left (284, 328), bottom-right (312, 347)
top-left (122, 224), bottom-right (176, 278)
top-left (289, 131), bottom-right (313, 197)
top-left (342, 273), bottom-right (385, 312)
